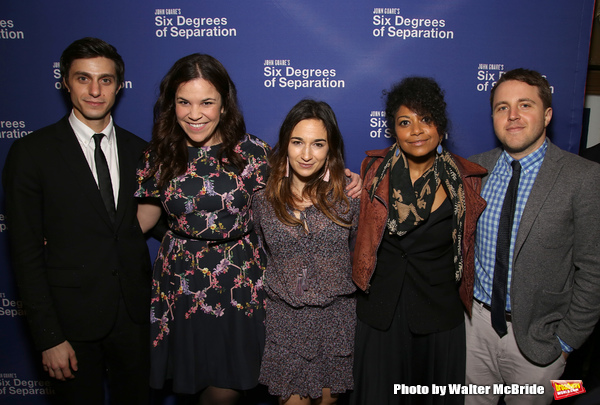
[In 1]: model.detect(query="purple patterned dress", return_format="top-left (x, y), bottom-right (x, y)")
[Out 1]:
top-left (252, 188), bottom-right (359, 399)
top-left (135, 134), bottom-right (270, 394)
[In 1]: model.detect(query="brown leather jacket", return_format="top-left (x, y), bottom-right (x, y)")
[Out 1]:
top-left (352, 148), bottom-right (487, 315)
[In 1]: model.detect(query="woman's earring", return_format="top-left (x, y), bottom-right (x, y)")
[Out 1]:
top-left (437, 143), bottom-right (443, 154)
top-left (322, 157), bottom-right (330, 182)
top-left (285, 157), bottom-right (290, 178)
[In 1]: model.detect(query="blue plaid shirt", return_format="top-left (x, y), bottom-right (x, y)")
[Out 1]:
top-left (473, 140), bottom-right (547, 310)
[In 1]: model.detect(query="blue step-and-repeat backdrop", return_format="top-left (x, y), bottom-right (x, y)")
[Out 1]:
top-left (0, 1), bottom-right (595, 403)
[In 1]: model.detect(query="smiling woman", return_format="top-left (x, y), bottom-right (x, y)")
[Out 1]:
top-left (134, 53), bottom-right (271, 405)
top-left (287, 118), bottom-right (329, 184)
top-left (175, 77), bottom-right (224, 147)
top-left (350, 77), bottom-right (488, 405)
top-left (393, 105), bottom-right (442, 173)
top-left (254, 99), bottom-right (359, 405)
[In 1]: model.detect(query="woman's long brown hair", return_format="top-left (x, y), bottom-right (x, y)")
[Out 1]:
top-left (265, 99), bottom-right (351, 228)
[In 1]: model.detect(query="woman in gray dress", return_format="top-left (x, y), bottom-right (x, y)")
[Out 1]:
top-left (252, 99), bottom-right (360, 405)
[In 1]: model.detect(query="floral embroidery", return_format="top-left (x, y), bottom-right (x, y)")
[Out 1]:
top-left (136, 134), bottom-right (270, 348)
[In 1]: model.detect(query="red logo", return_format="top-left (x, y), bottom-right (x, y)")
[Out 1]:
top-left (551, 380), bottom-right (586, 400)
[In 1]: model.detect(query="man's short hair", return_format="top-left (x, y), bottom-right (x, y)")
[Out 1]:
top-left (490, 68), bottom-right (552, 111)
top-left (60, 37), bottom-right (125, 85)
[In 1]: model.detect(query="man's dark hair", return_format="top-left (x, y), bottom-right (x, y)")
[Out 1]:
top-left (490, 68), bottom-right (552, 110)
top-left (60, 37), bottom-right (125, 84)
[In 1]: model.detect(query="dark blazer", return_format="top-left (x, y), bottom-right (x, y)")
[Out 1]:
top-left (3, 116), bottom-right (151, 351)
top-left (470, 140), bottom-right (600, 365)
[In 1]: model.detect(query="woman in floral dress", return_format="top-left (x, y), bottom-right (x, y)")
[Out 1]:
top-left (253, 99), bottom-right (360, 405)
top-left (135, 54), bottom-right (270, 405)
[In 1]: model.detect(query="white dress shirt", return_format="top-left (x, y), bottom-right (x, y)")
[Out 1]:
top-left (69, 111), bottom-right (120, 208)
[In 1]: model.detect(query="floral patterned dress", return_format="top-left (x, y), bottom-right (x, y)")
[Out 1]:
top-left (135, 134), bottom-right (270, 394)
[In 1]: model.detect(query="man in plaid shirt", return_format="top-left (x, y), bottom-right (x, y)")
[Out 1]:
top-left (465, 68), bottom-right (600, 405)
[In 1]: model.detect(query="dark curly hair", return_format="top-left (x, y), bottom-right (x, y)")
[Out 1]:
top-left (384, 77), bottom-right (449, 137)
top-left (146, 53), bottom-right (246, 188)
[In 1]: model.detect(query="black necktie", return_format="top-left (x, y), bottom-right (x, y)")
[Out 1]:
top-left (491, 160), bottom-right (521, 337)
top-left (93, 133), bottom-right (116, 223)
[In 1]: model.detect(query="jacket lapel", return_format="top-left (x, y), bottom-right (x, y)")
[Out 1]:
top-left (479, 148), bottom-right (503, 190)
top-left (513, 141), bottom-right (563, 260)
top-left (114, 126), bottom-right (135, 229)
top-left (55, 117), bottom-right (115, 228)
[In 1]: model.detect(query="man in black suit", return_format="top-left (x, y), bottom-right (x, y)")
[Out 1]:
top-left (3, 37), bottom-right (151, 404)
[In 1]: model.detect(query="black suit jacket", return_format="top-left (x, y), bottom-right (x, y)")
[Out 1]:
top-left (3, 116), bottom-right (151, 351)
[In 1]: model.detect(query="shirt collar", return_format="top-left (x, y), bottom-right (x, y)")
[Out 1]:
top-left (499, 138), bottom-right (548, 173)
top-left (68, 110), bottom-right (115, 145)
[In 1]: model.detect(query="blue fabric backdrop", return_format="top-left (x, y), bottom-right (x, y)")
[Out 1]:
top-left (0, 1), bottom-right (595, 403)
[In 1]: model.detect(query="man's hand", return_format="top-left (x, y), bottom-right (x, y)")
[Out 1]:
top-left (42, 341), bottom-right (78, 381)
top-left (345, 168), bottom-right (363, 199)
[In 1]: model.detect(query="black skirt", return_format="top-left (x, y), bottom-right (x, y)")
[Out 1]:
top-left (350, 291), bottom-right (465, 405)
